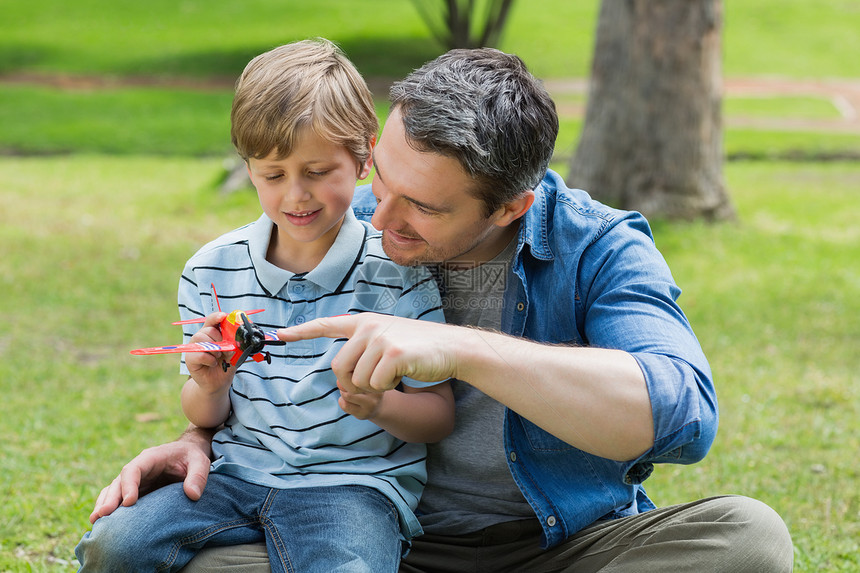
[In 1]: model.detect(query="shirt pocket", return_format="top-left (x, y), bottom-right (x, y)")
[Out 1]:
top-left (518, 416), bottom-right (576, 452)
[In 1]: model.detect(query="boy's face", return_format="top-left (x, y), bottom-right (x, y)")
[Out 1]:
top-left (247, 128), bottom-right (371, 269)
top-left (370, 108), bottom-right (520, 268)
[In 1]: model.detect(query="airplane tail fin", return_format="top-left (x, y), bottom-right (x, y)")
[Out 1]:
top-left (211, 282), bottom-right (222, 313)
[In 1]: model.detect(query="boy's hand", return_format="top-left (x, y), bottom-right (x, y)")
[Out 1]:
top-left (185, 312), bottom-right (233, 392)
top-left (336, 379), bottom-right (384, 420)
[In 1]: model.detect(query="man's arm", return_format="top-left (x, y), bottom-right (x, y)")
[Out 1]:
top-left (89, 424), bottom-right (215, 523)
top-left (279, 315), bottom-right (653, 462)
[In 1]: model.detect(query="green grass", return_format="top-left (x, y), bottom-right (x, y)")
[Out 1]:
top-left (725, 96), bottom-right (844, 120)
top-left (0, 0), bottom-right (438, 79)
top-left (646, 162), bottom-right (860, 571)
top-left (3, 0), bottom-right (858, 79)
top-left (0, 155), bottom-right (263, 571)
top-left (0, 85), bottom-right (234, 156)
top-left (2, 2), bottom-right (859, 160)
top-left (3, 158), bottom-right (859, 571)
top-left (723, 0), bottom-right (860, 78)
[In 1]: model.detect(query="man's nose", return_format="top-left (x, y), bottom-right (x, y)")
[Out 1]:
top-left (370, 194), bottom-right (398, 230)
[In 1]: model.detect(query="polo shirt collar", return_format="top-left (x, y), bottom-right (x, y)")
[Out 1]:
top-left (249, 210), bottom-right (366, 296)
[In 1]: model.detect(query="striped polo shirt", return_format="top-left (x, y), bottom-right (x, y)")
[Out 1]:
top-left (176, 210), bottom-right (445, 539)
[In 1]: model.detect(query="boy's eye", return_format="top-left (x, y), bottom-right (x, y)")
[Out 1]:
top-left (308, 170), bottom-right (329, 177)
top-left (265, 174), bottom-right (283, 181)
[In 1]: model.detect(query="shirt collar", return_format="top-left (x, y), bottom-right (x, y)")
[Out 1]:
top-left (249, 211), bottom-right (366, 296)
top-left (519, 171), bottom-right (555, 261)
top-left (305, 209), bottom-right (366, 292)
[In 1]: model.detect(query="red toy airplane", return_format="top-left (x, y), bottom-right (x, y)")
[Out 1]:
top-left (131, 284), bottom-right (285, 372)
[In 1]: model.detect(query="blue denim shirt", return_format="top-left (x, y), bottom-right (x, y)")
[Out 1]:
top-left (351, 169), bottom-right (717, 548)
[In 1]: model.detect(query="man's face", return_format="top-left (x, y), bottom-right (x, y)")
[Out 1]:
top-left (370, 108), bottom-right (518, 267)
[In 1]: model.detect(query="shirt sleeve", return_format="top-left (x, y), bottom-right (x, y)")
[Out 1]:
top-left (176, 264), bottom-right (207, 376)
top-left (578, 213), bottom-right (718, 475)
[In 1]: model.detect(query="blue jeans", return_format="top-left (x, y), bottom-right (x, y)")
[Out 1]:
top-left (75, 473), bottom-right (403, 573)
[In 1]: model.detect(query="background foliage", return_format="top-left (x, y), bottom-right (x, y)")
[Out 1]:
top-left (1, 0), bottom-right (858, 570)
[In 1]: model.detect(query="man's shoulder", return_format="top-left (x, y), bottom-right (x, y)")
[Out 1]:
top-left (351, 184), bottom-right (376, 223)
top-left (533, 171), bottom-right (654, 246)
top-left (538, 171), bottom-right (624, 222)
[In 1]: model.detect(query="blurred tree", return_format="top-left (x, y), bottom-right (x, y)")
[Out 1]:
top-left (569, 0), bottom-right (735, 221)
top-left (410, 0), bottom-right (515, 49)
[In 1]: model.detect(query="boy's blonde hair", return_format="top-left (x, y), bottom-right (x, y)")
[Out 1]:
top-left (231, 38), bottom-right (378, 170)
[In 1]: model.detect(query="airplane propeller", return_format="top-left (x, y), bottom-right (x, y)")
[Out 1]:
top-left (228, 312), bottom-right (286, 372)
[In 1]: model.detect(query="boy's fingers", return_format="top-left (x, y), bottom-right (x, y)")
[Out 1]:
top-left (204, 312), bottom-right (227, 327)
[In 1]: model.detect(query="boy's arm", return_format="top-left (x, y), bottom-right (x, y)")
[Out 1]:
top-left (339, 381), bottom-right (455, 443)
top-left (181, 376), bottom-right (232, 429)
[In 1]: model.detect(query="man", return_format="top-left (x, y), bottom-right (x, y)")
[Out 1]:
top-left (91, 48), bottom-right (793, 572)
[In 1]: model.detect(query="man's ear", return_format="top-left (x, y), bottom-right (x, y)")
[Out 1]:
top-left (493, 190), bottom-right (535, 227)
top-left (358, 135), bottom-right (377, 180)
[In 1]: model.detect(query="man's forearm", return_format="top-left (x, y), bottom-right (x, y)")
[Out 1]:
top-left (453, 327), bottom-right (654, 461)
top-left (179, 423), bottom-right (217, 460)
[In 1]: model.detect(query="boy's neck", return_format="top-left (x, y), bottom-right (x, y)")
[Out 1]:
top-left (266, 219), bottom-right (343, 274)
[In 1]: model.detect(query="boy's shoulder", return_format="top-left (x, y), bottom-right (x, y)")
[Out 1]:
top-left (185, 216), bottom-right (264, 266)
top-left (356, 219), bottom-right (396, 268)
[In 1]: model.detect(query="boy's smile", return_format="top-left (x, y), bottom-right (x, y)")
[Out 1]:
top-left (283, 209), bottom-right (322, 226)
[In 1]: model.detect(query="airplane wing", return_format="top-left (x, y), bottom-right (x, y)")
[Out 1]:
top-left (172, 309), bottom-right (265, 326)
top-left (130, 340), bottom-right (238, 356)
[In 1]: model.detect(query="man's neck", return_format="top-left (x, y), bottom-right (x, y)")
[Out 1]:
top-left (442, 222), bottom-right (520, 271)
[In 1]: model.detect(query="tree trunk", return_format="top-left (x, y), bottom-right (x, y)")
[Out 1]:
top-left (569, 0), bottom-right (734, 221)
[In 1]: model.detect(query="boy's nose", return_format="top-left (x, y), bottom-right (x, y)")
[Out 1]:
top-left (284, 180), bottom-right (312, 202)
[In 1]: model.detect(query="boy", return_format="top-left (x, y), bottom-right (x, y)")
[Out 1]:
top-left (76, 38), bottom-right (454, 572)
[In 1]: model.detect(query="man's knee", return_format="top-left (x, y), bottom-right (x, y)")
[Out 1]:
top-left (705, 495), bottom-right (793, 572)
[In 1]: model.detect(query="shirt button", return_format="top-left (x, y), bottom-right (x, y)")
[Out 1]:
top-left (295, 316), bottom-right (305, 324)
top-left (516, 302), bottom-right (525, 312)
top-left (547, 516), bottom-right (557, 527)
top-left (509, 452), bottom-right (517, 462)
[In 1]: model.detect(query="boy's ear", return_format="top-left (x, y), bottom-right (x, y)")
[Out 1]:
top-left (358, 135), bottom-right (377, 180)
top-left (493, 190), bottom-right (535, 227)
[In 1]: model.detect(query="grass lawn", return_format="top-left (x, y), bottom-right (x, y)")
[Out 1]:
top-left (2, 1), bottom-right (860, 571)
top-left (3, 157), bottom-right (858, 571)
